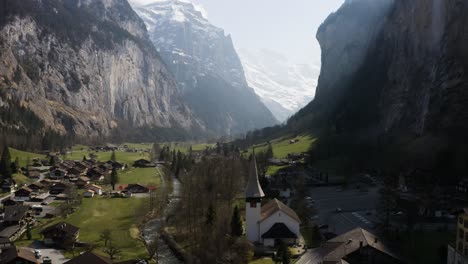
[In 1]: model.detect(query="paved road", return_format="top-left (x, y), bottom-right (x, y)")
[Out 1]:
top-left (295, 248), bottom-right (322, 264)
top-left (31, 241), bottom-right (68, 264)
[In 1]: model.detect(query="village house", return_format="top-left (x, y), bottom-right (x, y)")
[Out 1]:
top-left (49, 182), bottom-right (71, 195)
top-left (86, 184), bottom-right (102, 195)
top-left (245, 154), bottom-right (301, 247)
top-left (448, 208), bottom-right (468, 264)
top-left (1, 198), bottom-right (21, 207)
top-left (49, 168), bottom-right (67, 180)
top-left (1, 178), bottom-right (16, 193)
top-left (75, 176), bottom-right (91, 188)
top-left (14, 187), bottom-right (32, 201)
top-left (0, 225), bottom-right (23, 241)
top-left (106, 160), bottom-right (126, 170)
top-left (317, 228), bottom-right (403, 264)
top-left (41, 222), bottom-right (79, 248)
top-left (87, 168), bottom-right (106, 181)
top-left (0, 246), bottom-right (39, 264)
top-left (133, 159), bottom-right (155, 168)
top-left (27, 182), bottom-right (44, 193)
top-left (0, 237), bottom-right (13, 248)
top-left (3, 205), bottom-right (30, 226)
top-left (125, 184), bottom-right (150, 193)
top-left (83, 190), bottom-right (95, 198)
top-left (26, 168), bottom-right (41, 179)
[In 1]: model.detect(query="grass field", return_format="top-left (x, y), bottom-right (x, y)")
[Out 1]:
top-left (17, 198), bottom-right (150, 261)
top-left (119, 167), bottom-right (161, 186)
top-left (248, 134), bottom-right (315, 159)
top-left (10, 148), bottom-right (45, 167)
top-left (67, 149), bottom-right (150, 165)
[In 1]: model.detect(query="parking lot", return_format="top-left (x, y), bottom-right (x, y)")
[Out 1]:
top-left (308, 186), bottom-right (380, 234)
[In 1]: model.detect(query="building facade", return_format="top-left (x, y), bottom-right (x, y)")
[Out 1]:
top-left (448, 209), bottom-right (468, 264)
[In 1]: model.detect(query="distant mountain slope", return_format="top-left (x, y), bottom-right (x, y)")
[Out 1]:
top-left (134, 0), bottom-right (277, 136)
top-left (0, 0), bottom-right (201, 144)
top-left (239, 49), bottom-right (319, 122)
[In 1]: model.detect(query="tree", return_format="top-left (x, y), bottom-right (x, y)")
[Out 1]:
top-left (82, 155), bottom-right (87, 162)
top-left (110, 168), bottom-right (118, 190)
top-left (206, 204), bottom-right (216, 227)
top-left (150, 143), bottom-right (161, 162)
top-left (12, 157), bottom-right (19, 173)
top-left (103, 240), bottom-right (121, 260)
top-left (276, 241), bottom-right (291, 264)
top-left (231, 206), bottom-right (243, 237)
top-left (26, 223), bottom-right (32, 240)
top-left (49, 156), bottom-right (56, 166)
top-left (99, 229), bottom-right (112, 247)
top-left (110, 151), bottom-right (116, 162)
top-left (0, 146), bottom-right (12, 178)
top-left (266, 143), bottom-right (274, 159)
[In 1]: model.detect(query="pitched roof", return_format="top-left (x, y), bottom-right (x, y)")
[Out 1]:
top-left (260, 198), bottom-right (301, 223)
top-left (0, 246), bottom-right (38, 263)
top-left (64, 251), bottom-right (112, 264)
top-left (261, 223), bottom-right (298, 239)
top-left (0, 225), bottom-right (21, 238)
top-left (322, 228), bottom-right (400, 262)
top-left (4, 205), bottom-right (29, 222)
top-left (41, 222), bottom-right (79, 236)
top-left (245, 153), bottom-right (265, 198)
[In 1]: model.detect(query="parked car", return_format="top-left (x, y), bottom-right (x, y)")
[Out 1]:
top-left (43, 256), bottom-right (52, 264)
top-left (34, 250), bottom-right (41, 259)
top-left (335, 207), bottom-right (342, 213)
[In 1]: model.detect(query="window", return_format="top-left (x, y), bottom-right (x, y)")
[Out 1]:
top-left (460, 228), bottom-right (464, 239)
top-left (460, 217), bottom-right (464, 225)
top-left (459, 242), bottom-right (463, 252)
top-left (250, 201), bottom-right (257, 208)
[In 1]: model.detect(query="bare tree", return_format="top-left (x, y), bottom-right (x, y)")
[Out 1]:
top-left (103, 240), bottom-right (121, 260)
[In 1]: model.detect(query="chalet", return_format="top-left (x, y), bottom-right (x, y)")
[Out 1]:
top-left (1, 179), bottom-right (16, 193)
top-left (41, 222), bottom-right (79, 248)
top-left (64, 251), bottom-right (113, 264)
top-left (87, 168), bottom-right (105, 181)
top-left (86, 184), bottom-right (102, 195)
top-left (133, 159), bottom-right (155, 168)
top-left (67, 167), bottom-right (83, 177)
top-left (245, 154), bottom-right (301, 247)
top-left (74, 161), bottom-right (89, 172)
top-left (316, 228), bottom-right (403, 264)
top-left (49, 182), bottom-right (70, 195)
top-left (14, 187), bottom-right (32, 201)
top-left (49, 168), bottom-right (67, 179)
top-left (1, 199), bottom-right (20, 207)
top-left (126, 184), bottom-right (150, 193)
top-left (0, 225), bottom-right (22, 241)
top-left (26, 168), bottom-right (41, 179)
top-left (30, 192), bottom-right (50, 202)
top-left (106, 160), bottom-right (126, 170)
top-left (0, 237), bottom-right (13, 248)
top-left (3, 205), bottom-right (30, 226)
top-left (0, 246), bottom-right (39, 264)
top-left (76, 176), bottom-right (91, 188)
top-left (83, 190), bottom-right (95, 198)
top-left (27, 182), bottom-right (44, 192)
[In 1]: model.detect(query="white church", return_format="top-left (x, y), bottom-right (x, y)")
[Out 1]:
top-left (245, 154), bottom-right (301, 247)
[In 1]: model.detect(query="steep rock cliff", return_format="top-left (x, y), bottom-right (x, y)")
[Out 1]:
top-left (0, 0), bottom-right (199, 140)
top-left (134, 0), bottom-right (277, 136)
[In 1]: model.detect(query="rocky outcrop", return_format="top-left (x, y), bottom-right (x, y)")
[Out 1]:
top-left (0, 0), bottom-right (199, 140)
top-left (134, 0), bottom-right (277, 136)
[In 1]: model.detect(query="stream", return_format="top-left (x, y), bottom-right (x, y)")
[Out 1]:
top-left (142, 169), bottom-right (183, 264)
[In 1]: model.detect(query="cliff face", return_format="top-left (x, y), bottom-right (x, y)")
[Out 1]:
top-left (295, 0), bottom-right (468, 141)
top-left (135, 0), bottom-right (277, 136)
top-left (0, 0), bottom-right (199, 140)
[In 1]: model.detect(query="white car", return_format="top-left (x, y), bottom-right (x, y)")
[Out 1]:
top-left (33, 250), bottom-right (41, 259)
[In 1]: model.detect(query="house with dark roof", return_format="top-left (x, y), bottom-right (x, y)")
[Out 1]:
top-left (1, 178), bottom-right (16, 193)
top-left (27, 182), bottom-right (44, 192)
top-left (316, 228), bottom-right (403, 264)
top-left (76, 176), bottom-right (91, 188)
top-left (3, 205), bottom-right (30, 226)
top-left (0, 237), bottom-right (13, 248)
top-left (133, 159), bottom-right (155, 168)
top-left (0, 246), bottom-right (39, 264)
top-left (49, 182), bottom-right (71, 195)
top-left (14, 187), bottom-right (32, 201)
top-left (245, 153), bottom-right (301, 247)
top-left (41, 222), bottom-right (79, 248)
top-left (64, 251), bottom-right (113, 264)
top-left (125, 184), bottom-right (150, 193)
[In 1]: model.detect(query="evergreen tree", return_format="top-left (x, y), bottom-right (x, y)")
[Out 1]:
top-left (82, 155), bottom-right (87, 162)
top-left (26, 222), bottom-right (32, 240)
top-left (110, 151), bottom-right (116, 162)
top-left (206, 204), bottom-right (216, 227)
top-left (266, 143), bottom-right (274, 159)
top-left (49, 156), bottom-right (56, 166)
top-left (0, 146), bottom-right (12, 178)
top-left (110, 168), bottom-right (118, 190)
top-left (231, 206), bottom-right (243, 237)
top-left (12, 157), bottom-right (19, 173)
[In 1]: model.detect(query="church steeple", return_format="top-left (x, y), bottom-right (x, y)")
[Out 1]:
top-left (245, 150), bottom-right (264, 242)
top-left (245, 151), bottom-right (265, 199)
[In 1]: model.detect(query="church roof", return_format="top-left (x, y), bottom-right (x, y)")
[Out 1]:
top-left (260, 198), bottom-right (301, 223)
top-left (261, 223), bottom-right (297, 239)
top-left (245, 153), bottom-right (265, 198)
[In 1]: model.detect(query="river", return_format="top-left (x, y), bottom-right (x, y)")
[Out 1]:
top-left (142, 169), bottom-right (183, 264)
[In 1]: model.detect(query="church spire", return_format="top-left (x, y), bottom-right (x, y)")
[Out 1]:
top-left (245, 150), bottom-right (265, 198)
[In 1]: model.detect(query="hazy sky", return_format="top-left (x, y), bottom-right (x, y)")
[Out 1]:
top-left (131, 0), bottom-right (345, 64)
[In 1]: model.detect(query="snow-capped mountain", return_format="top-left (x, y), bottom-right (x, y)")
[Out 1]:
top-left (239, 49), bottom-right (319, 122)
top-left (134, 0), bottom-right (277, 135)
